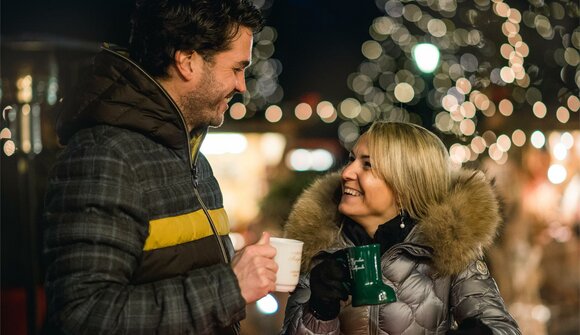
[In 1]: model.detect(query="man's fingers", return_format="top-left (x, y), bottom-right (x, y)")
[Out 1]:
top-left (257, 231), bottom-right (270, 245)
top-left (232, 235), bottom-right (280, 303)
top-left (248, 232), bottom-right (276, 258)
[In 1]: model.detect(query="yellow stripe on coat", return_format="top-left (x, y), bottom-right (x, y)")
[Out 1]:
top-left (143, 208), bottom-right (230, 251)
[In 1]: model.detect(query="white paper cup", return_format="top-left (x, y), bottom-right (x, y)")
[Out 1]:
top-left (270, 237), bottom-right (304, 292)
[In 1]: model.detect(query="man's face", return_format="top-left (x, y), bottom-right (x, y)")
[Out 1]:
top-left (180, 27), bottom-right (253, 129)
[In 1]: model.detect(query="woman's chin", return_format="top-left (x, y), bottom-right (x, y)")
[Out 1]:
top-left (338, 204), bottom-right (354, 218)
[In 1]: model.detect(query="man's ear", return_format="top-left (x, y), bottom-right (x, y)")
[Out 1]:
top-left (173, 50), bottom-right (203, 81)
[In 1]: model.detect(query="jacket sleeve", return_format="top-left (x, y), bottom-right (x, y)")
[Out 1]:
top-left (43, 142), bottom-right (245, 334)
top-left (281, 274), bottom-right (341, 335)
top-left (449, 259), bottom-right (521, 335)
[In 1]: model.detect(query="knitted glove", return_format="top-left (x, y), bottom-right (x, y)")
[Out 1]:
top-left (446, 317), bottom-right (493, 335)
top-left (308, 252), bottom-right (350, 321)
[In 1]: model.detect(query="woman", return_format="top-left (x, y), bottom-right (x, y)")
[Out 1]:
top-left (281, 122), bottom-right (520, 335)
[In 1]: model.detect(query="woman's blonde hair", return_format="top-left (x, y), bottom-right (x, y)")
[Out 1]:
top-left (363, 121), bottom-right (451, 220)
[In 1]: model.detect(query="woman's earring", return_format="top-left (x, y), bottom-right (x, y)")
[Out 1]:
top-left (399, 209), bottom-right (406, 229)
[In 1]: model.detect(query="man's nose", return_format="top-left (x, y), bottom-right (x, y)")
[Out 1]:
top-left (235, 72), bottom-right (246, 93)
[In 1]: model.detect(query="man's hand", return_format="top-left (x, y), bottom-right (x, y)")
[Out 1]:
top-left (231, 232), bottom-right (278, 304)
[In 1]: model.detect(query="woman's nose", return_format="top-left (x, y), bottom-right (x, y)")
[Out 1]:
top-left (341, 163), bottom-right (356, 181)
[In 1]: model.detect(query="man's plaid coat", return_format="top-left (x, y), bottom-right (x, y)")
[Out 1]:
top-left (43, 47), bottom-right (244, 334)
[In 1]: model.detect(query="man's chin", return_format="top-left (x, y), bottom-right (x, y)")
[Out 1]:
top-left (209, 116), bottom-right (225, 128)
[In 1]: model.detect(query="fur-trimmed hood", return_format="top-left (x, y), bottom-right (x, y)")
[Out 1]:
top-left (284, 169), bottom-right (501, 276)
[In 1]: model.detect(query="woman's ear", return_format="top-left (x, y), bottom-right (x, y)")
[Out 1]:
top-left (173, 50), bottom-right (202, 81)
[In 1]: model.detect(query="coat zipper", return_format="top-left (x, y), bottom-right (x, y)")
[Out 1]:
top-left (192, 168), bottom-right (229, 264)
top-left (103, 47), bottom-right (230, 264)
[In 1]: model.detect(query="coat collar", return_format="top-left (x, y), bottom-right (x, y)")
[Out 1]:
top-left (284, 169), bottom-right (501, 276)
top-left (56, 45), bottom-right (207, 161)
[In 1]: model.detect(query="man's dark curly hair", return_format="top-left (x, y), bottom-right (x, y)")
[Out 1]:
top-left (129, 0), bottom-right (264, 78)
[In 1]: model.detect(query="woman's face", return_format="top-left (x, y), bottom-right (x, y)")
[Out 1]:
top-left (338, 136), bottom-right (399, 236)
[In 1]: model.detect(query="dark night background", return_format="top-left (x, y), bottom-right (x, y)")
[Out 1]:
top-left (1, 0), bottom-right (381, 103)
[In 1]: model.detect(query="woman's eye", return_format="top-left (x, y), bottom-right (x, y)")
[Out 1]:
top-left (363, 161), bottom-right (372, 168)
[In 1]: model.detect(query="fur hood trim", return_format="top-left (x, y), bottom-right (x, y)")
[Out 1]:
top-left (284, 169), bottom-right (501, 276)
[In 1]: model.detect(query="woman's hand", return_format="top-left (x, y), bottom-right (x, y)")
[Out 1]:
top-left (446, 317), bottom-right (493, 335)
top-left (308, 251), bottom-right (350, 320)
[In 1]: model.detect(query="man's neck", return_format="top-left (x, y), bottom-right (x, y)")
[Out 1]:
top-left (156, 77), bottom-right (194, 133)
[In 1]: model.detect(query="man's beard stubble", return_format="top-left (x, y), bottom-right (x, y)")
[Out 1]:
top-left (178, 66), bottom-right (233, 131)
top-left (179, 91), bottom-right (224, 130)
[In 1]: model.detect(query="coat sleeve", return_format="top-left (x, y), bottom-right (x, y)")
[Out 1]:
top-left (449, 259), bottom-right (521, 335)
top-left (43, 142), bottom-right (245, 334)
top-left (280, 274), bottom-right (341, 335)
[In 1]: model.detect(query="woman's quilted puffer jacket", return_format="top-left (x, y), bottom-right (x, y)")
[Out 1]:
top-left (281, 170), bottom-right (521, 335)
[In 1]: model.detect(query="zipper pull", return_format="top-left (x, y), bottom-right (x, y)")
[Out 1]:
top-left (191, 166), bottom-right (198, 188)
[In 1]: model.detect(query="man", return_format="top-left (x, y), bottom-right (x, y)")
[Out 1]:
top-left (43, 0), bottom-right (277, 334)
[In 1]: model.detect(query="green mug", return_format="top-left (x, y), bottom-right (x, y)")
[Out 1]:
top-left (341, 244), bottom-right (396, 307)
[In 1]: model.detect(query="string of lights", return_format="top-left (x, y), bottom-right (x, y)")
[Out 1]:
top-left (231, 0), bottom-right (579, 172)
